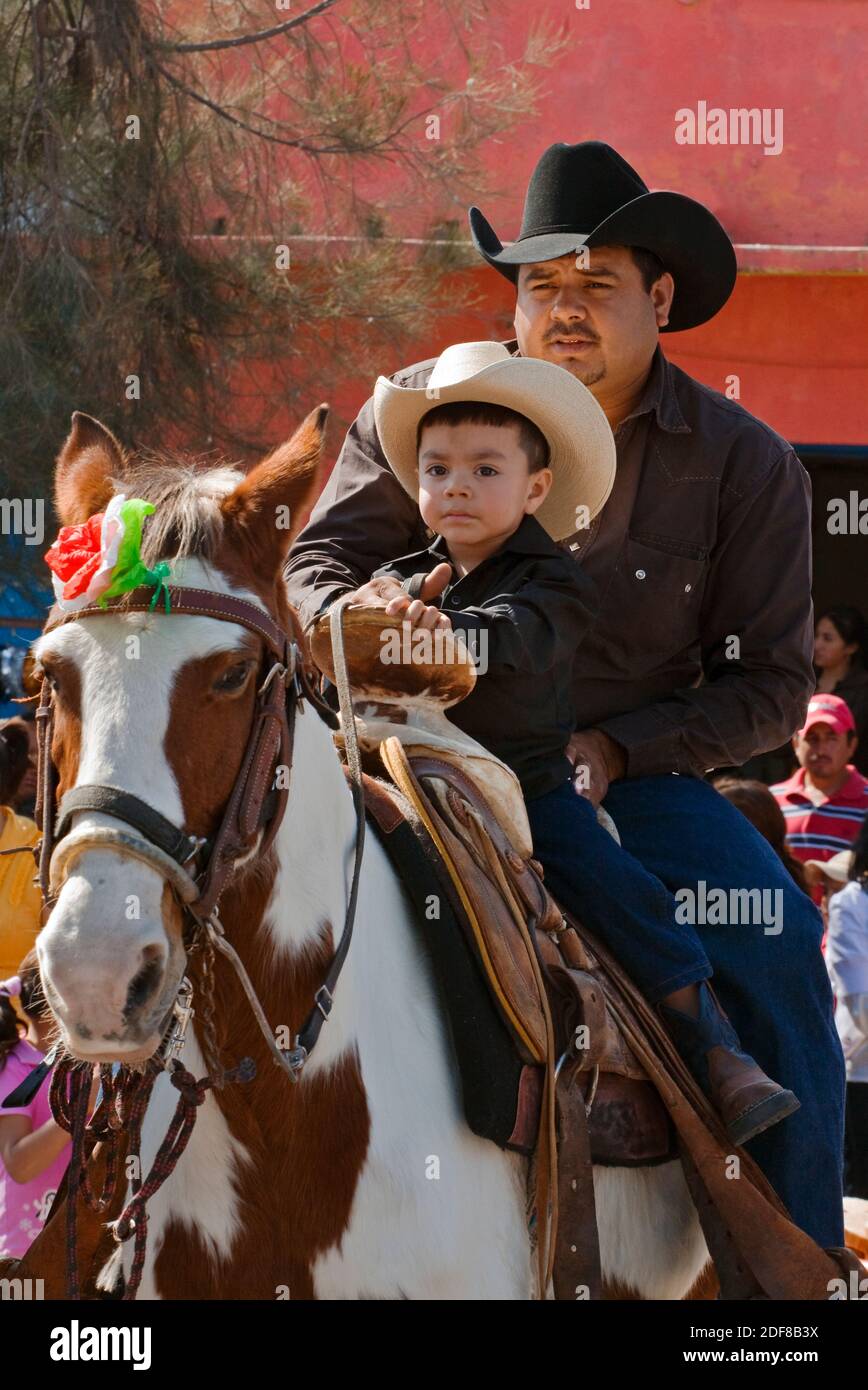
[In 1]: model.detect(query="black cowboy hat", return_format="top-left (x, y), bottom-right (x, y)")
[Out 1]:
top-left (469, 141), bottom-right (737, 333)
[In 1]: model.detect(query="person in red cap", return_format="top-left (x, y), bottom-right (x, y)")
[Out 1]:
top-left (771, 695), bottom-right (868, 904)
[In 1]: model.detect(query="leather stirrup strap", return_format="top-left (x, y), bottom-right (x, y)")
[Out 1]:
top-left (677, 1144), bottom-right (766, 1299)
top-left (553, 1063), bottom-right (603, 1300)
top-left (456, 801), bottom-right (605, 1297)
top-left (458, 806), bottom-right (565, 1295)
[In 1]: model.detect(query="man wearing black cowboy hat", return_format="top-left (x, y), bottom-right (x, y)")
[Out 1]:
top-left (285, 141), bottom-right (844, 1249)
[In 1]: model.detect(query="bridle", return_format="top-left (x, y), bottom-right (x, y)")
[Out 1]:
top-left (33, 583), bottom-right (365, 1081)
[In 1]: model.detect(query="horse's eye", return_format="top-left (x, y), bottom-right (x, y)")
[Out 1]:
top-left (213, 661), bottom-right (252, 694)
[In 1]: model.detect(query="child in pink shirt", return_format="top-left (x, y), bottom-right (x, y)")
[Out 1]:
top-left (0, 953), bottom-right (71, 1259)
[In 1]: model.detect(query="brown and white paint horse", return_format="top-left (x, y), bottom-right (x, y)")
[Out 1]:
top-left (34, 411), bottom-right (709, 1299)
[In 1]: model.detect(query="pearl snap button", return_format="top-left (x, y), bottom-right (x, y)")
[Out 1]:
top-left (635, 568), bottom-right (646, 580)
top-left (684, 583), bottom-right (692, 593)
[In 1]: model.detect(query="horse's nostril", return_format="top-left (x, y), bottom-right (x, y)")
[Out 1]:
top-left (123, 945), bottom-right (165, 1022)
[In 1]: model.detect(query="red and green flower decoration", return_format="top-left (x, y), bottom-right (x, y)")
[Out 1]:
top-left (45, 495), bottom-right (171, 613)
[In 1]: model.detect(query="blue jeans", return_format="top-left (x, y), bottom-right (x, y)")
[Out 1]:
top-left (526, 775), bottom-right (845, 1248)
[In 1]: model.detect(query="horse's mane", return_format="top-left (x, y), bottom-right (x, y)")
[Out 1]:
top-left (118, 452), bottom-right (245, 567)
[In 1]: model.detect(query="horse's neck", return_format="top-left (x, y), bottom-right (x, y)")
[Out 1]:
top-left (262, 704), bottom-right (358, 955)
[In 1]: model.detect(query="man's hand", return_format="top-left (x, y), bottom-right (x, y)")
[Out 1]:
top-left (347, 563), bottom-right (453, 632)
top-left (568, 729), bottom-right (627, 808)
top-left (344, 573), bottom-right (406, 609)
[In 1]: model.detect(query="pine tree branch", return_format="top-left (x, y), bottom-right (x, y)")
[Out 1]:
top-left (148, 0), bottom-right (341, 55)
top-left (150, 55), bottom-right (442, 159)
top-left (149, 57), bottom-right (351, 154)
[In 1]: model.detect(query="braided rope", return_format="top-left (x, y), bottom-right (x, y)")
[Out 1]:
top-left (50, 1059), bottom-right (159, 1299)
top-left (113, 1057), bottom-right (255, 1299)
top-left (50, 1051), bottom-right (254, 1299)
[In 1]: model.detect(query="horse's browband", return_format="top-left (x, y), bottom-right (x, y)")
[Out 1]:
top-left (44, 585), bottom-right (291, 662)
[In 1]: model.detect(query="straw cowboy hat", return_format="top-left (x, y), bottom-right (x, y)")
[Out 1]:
top-left (469, 141), bottom-right (737, 333)
top-left (373, 341), bottom-right (616, 542)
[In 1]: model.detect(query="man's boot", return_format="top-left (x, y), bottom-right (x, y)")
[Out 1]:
top-left (659, 982), bottom-right (800, 1146)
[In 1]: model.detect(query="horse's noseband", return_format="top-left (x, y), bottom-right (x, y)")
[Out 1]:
top-left (35, 585), bottom-right (336, 930)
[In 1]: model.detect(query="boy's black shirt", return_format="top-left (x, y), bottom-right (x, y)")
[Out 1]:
top-left (373, 513), bottom-right (598, 800)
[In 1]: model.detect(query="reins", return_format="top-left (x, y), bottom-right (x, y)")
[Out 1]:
top-left (11, 584), bottom-right (368, 1297)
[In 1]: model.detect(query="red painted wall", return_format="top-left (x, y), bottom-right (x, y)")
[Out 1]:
top-left (169, 0), bottom-right (868, 448)
top-left (394, 0), bottom-right (868, 445)
top-left (468, 0), bottom-right (868, 253)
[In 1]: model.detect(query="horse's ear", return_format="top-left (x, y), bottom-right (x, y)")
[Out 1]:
top-left (54, 413), bottom-right (125, 526)
top-left (220, 404), bottom-right (328, 573)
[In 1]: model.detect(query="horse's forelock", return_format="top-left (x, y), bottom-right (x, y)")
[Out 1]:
top-left (122, 455), bottom-right (245, 567)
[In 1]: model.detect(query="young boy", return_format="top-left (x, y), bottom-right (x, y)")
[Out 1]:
top-left (371, 340), bottom-right (799, 1146)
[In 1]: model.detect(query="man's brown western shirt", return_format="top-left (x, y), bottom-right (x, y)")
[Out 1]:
top-left (284, 344), bottom-right (815, 778)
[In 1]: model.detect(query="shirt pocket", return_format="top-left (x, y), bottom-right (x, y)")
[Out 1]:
top-left (603, 535), bottom-right (709, 676)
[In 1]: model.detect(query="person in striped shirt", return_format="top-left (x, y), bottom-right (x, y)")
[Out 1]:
top-left (771, 694), bottom-right (868, 905)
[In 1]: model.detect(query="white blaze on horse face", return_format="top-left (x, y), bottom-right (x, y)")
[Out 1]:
top-left (34, 559), bottom-right (263, 1060)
